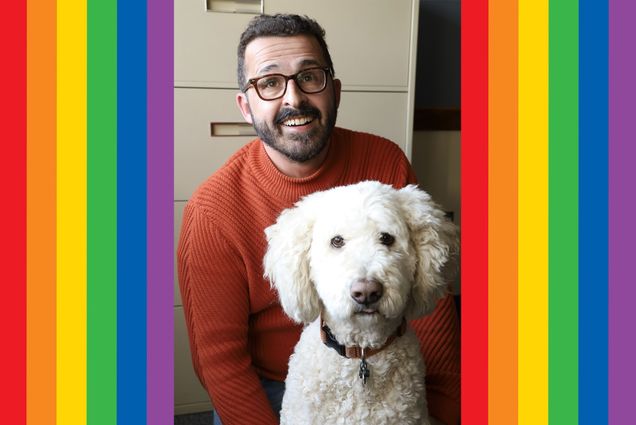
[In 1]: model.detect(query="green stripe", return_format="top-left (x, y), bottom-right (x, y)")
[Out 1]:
top-left (87, 0), bottom-right (117, 423)
top-left (548, 0), bottom-right (579, 423)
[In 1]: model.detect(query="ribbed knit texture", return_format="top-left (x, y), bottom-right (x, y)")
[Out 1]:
top-left (177, 127), bottom-right (460, 425)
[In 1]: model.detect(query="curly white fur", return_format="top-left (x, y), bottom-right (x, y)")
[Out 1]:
top-left (264, 181), bottom-right (458, 425)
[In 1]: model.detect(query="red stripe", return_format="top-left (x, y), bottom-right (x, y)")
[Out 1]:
top-left (461, 0), bottom-right (489, 423)
top-left (2, 2), bottom-right (27, 424)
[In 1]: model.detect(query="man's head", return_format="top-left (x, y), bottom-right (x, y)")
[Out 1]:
top-left (237, 14), bottom-right (335, 90)
top-left (235, 14), bottom-right (341, 167)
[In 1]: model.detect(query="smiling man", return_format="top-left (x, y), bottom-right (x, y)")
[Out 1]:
top-left (236, 32), bottom-right (340, 177)
top-left (177, 14), bottom-right (460, 425)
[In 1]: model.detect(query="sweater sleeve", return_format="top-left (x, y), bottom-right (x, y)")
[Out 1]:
top-left (177, 202), bottom-right (278, 425)
top-left (411, 294), bottom-right (461, 425)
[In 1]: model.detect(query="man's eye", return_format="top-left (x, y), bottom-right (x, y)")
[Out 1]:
top-left (299, 73), bottom-right (315, 82)
top-left (330, 236), bottom-right (345, 248)
top-left (260, 78), bottom-right (281, 89)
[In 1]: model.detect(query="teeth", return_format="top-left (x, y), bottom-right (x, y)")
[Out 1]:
top-left (283, 116), bottom-right (313, 126)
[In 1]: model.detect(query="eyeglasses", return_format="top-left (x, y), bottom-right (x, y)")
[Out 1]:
top-left (243, 67), bottom-right (331, 101)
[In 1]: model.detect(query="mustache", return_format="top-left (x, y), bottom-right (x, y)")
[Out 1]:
top-left (275, 105), bottom-right (321, 124)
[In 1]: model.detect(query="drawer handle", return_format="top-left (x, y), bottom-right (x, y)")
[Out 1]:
top-left (205, 0), bottom-right (262, 14)
top-left (210, 122), bottom-right (257, 137)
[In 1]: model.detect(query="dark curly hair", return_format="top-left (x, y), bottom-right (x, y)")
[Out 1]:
top-left (237, 14), bottom-right (335, 90)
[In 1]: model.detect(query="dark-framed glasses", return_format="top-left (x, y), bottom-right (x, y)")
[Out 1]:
top-left (243, 67), bottom-right (331, 101)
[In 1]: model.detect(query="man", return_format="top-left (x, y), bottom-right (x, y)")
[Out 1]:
top-left (177, 14), bottom-right (460, 425)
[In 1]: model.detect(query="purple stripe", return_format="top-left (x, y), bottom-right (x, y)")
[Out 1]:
top-left (147, 0), bottom-right (174, 423)
top-left (609, 1), bottom-right (636, 423)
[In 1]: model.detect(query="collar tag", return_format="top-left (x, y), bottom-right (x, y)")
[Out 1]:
top-left (358, 353), bottom-right (370, 385)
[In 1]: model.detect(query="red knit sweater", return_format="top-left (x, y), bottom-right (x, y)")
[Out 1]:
top-left (177, 127), bottom-right (460, 425)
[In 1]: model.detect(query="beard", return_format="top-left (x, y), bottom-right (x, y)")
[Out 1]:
top-left (250, 101), bottom-right (337, 163)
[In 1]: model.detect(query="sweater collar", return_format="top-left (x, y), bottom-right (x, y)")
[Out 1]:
top-left (248, 127), bottom-right (349, 205)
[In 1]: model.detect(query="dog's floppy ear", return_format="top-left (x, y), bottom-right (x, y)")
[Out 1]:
top-left (397, 185), bottom-right (459, 319)
top-left (264, 197), bottom-right (321, 324)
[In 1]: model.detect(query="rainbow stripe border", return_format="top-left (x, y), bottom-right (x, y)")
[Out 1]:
top-left (9, 1), bottom-right (173, 424)
top-left (6, 1), bottom-right (636, 423)
top-left (463, 0), bottom-right (635, 424)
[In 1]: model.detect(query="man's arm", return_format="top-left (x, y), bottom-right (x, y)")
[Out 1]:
top-left (177, 203), bottom-right (278, 425)
top-left (411, 295), bottom-right (461, 425)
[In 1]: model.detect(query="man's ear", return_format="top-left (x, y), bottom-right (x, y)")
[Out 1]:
top-left (236, 92), bottom-right (253, 124)
top-left (332, 78), bottom-right (342, 109)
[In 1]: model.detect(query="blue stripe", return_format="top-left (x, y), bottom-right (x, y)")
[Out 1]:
top-left (117, 1), bottom-right (147, 424)
top-left (579, 1), bottom-right (609, 423)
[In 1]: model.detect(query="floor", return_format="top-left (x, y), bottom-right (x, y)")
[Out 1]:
top-left (174, 411), bottom-right (215, 425)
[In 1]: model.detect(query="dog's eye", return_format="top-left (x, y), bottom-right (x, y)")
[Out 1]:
top-left (379, 232), bottom-right (395, 247)
top-left (330, 236), bottom-right (345, 248)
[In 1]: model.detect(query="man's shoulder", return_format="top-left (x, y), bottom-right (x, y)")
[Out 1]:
top-left (332, 127), bottom-right (415, 186)
top-left (335, 127), bottom-right (404, 154)
top-left (334, 127), bottom-right (408, 164)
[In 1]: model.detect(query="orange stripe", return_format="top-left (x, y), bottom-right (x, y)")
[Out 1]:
top-left (488, 0), bottom-right (519, 423)
top-left (27, 1), bottom-right (57, 423)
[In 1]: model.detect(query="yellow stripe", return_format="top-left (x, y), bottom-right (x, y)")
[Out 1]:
top-left (57, 1), bottom-right (87, 424)
top-left (518, 1), bottom-right (549, 424)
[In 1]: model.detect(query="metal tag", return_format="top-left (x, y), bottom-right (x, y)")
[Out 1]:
top-left (359, 357), bottom-right (370, 385)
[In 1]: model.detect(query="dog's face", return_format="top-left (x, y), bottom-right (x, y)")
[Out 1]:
top-left (264, 181), bottom-right (456, 326)
top-left (308, 187), bottom-right (416, 324)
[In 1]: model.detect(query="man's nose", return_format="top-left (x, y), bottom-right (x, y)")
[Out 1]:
top-left (282, 79), bottom-right (307, 107)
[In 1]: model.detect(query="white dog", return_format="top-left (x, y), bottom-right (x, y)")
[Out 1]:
top-left (264, 181), bottom-right (458, 425)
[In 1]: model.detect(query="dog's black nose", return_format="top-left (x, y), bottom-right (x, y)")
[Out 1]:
top-left (351, 279), bottom-right (383, 305)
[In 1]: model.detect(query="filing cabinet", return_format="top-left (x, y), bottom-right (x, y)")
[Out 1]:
top-left (176, 0), bottom-right (415, 91)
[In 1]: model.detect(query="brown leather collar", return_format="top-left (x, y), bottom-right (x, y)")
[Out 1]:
top-left (320, 316), bottom-right (407, 359)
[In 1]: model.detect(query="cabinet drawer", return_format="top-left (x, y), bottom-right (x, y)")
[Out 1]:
top-left (175, 88), bottom-right (411, 201)
top-left (176, 0), bottom-right (415, 91)
top-left (175, 1), bottom-right (256, 88)
top-left (175, 88), bottom-right (253, 201)
top-left (338, 91), bottom-right (409, 154)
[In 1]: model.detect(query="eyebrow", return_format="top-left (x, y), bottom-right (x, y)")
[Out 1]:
top-left (257, 64), bottom-right (279, 75)
top-left (256, 59), bottom-right (324, 76)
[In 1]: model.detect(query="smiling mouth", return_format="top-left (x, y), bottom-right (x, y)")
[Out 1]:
top-left (281, 116), bottom-right (314, 127)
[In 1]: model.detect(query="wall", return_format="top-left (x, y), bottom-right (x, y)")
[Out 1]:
top-left (411, 0), bottom-right (461, 293)
top-left (415, 0), bottom-right (460, 109)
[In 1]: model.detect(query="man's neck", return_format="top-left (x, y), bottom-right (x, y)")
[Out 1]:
top-left (262, 140), bottom-right (330, 178)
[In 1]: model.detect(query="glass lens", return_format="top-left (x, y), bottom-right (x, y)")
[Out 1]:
top-left (296, 68), bottom-right (326, 93)
top-left (255, 75), bottom-right (286, 100)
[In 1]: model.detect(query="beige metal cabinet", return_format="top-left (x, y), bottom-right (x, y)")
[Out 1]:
top-left (175, 1), bottom-right (254, 88)
top-left (176, 0), bottom-right (417, 92)
top-left (174, 88), bottom-right (253, 201)
top-left (263, 0), bottom-right (414, 91)
top-left (174, 0), bottom-right (420, 415)
top-left (174, 88), bottom-right (410, 201)
top-left (337, 91), bottom-right (409, 152)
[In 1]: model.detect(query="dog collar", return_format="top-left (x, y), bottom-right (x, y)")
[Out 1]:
top-left (319, 316), bottom-right (407, 360)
